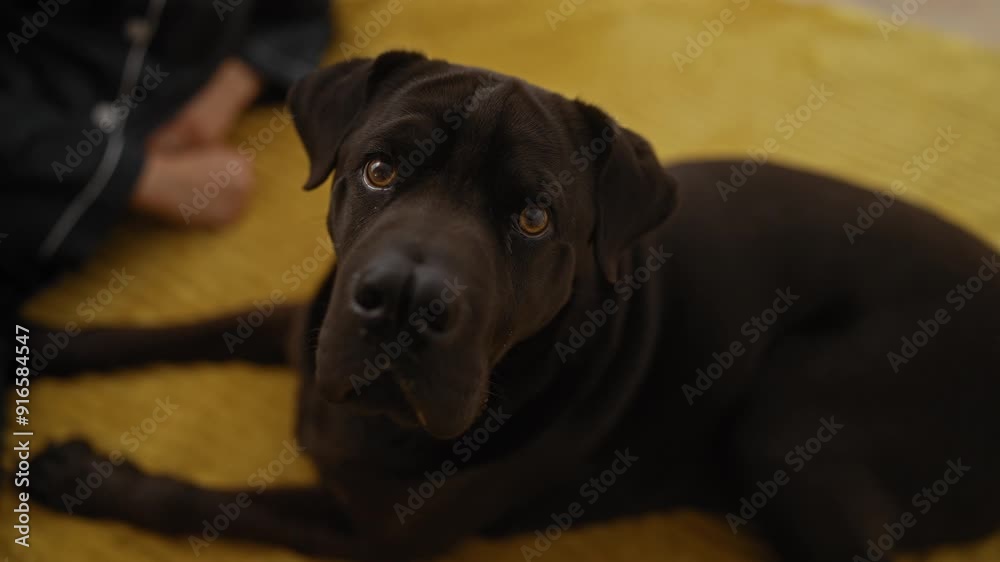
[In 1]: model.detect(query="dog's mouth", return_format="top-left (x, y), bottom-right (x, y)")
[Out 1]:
top-left (332, 367), bottom-right (422, 423)
top-left (315, 321), bottom-right (494, 440)
top-left (368, 371), bottom-right (486, 428)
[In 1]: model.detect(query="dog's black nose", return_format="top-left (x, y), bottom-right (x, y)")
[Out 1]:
top-left (351, 253), bottom-right (406, 320)
top-left (351, 253), bottom-right (461, 337)
top-left (408, 268), bottom-right (456, 334)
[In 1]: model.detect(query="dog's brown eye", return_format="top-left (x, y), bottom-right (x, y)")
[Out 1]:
top-left (518, 206), bottom-right (550, 237)
top-left (364, 158), bottom-right (397, 189)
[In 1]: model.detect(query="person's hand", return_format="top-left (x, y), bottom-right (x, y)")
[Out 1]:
top-left (131, 148), bottom-right (255, 227)
top-left (148, 58), bottom-right (263, 152)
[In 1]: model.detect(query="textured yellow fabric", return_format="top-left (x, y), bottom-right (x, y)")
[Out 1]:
top-left (4, 0), bottom-right (1000, 560)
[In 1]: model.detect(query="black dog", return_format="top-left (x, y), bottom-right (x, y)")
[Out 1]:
top-left (26, 51), bottom-right (1000, 561)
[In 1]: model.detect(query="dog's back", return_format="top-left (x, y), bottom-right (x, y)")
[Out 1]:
top-left (636, 160), bottom-right (1000, 554)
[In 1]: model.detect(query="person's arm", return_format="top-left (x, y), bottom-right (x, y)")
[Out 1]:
top-left (0, 94), bottom-right (145, 295)
top-left (237, 0), bottom-right (331, 103)
top-left (146, 58), bottom-right (263, 152)
top-left (146, 0), bottom-right (330, 153)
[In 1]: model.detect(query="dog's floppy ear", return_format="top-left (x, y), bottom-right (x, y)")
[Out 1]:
top-left (287, 51), bottom-right (428, 190)
top-left (575, 101), bottom-right (678, 283)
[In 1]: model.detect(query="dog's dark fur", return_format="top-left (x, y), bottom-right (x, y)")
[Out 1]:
top-left (26, 52), bottom-right (1000, 561)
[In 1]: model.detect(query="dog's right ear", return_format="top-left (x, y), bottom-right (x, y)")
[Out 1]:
top-left (287, 51), bottom-right (427, 190)
top-left (574, 101), bottom-right (678, 284)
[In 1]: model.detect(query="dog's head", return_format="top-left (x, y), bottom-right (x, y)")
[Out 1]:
top-left (289, 51), bottom-right (676, 439)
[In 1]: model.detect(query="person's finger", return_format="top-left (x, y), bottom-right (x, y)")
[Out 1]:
top-left (148, 118), bottom-right (199, 153)
top-left (149, 131), bottom-right (187, 153)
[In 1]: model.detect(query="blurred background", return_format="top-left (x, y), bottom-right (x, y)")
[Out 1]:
top-left (2, 0), bottom-right (998, 560)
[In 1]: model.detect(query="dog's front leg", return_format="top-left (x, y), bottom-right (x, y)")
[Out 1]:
top-left (29, 440), bottom-right (371, 559)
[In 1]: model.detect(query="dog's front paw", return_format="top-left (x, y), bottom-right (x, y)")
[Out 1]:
top-left (30, 439), bottom-right (142, 517)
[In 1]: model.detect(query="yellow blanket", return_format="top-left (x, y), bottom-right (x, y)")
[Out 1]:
top-left (5, 0), bottom-right (999, 560)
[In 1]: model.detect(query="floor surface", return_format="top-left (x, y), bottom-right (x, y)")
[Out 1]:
top-left (4, 0), bottom-right (1000, 560)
